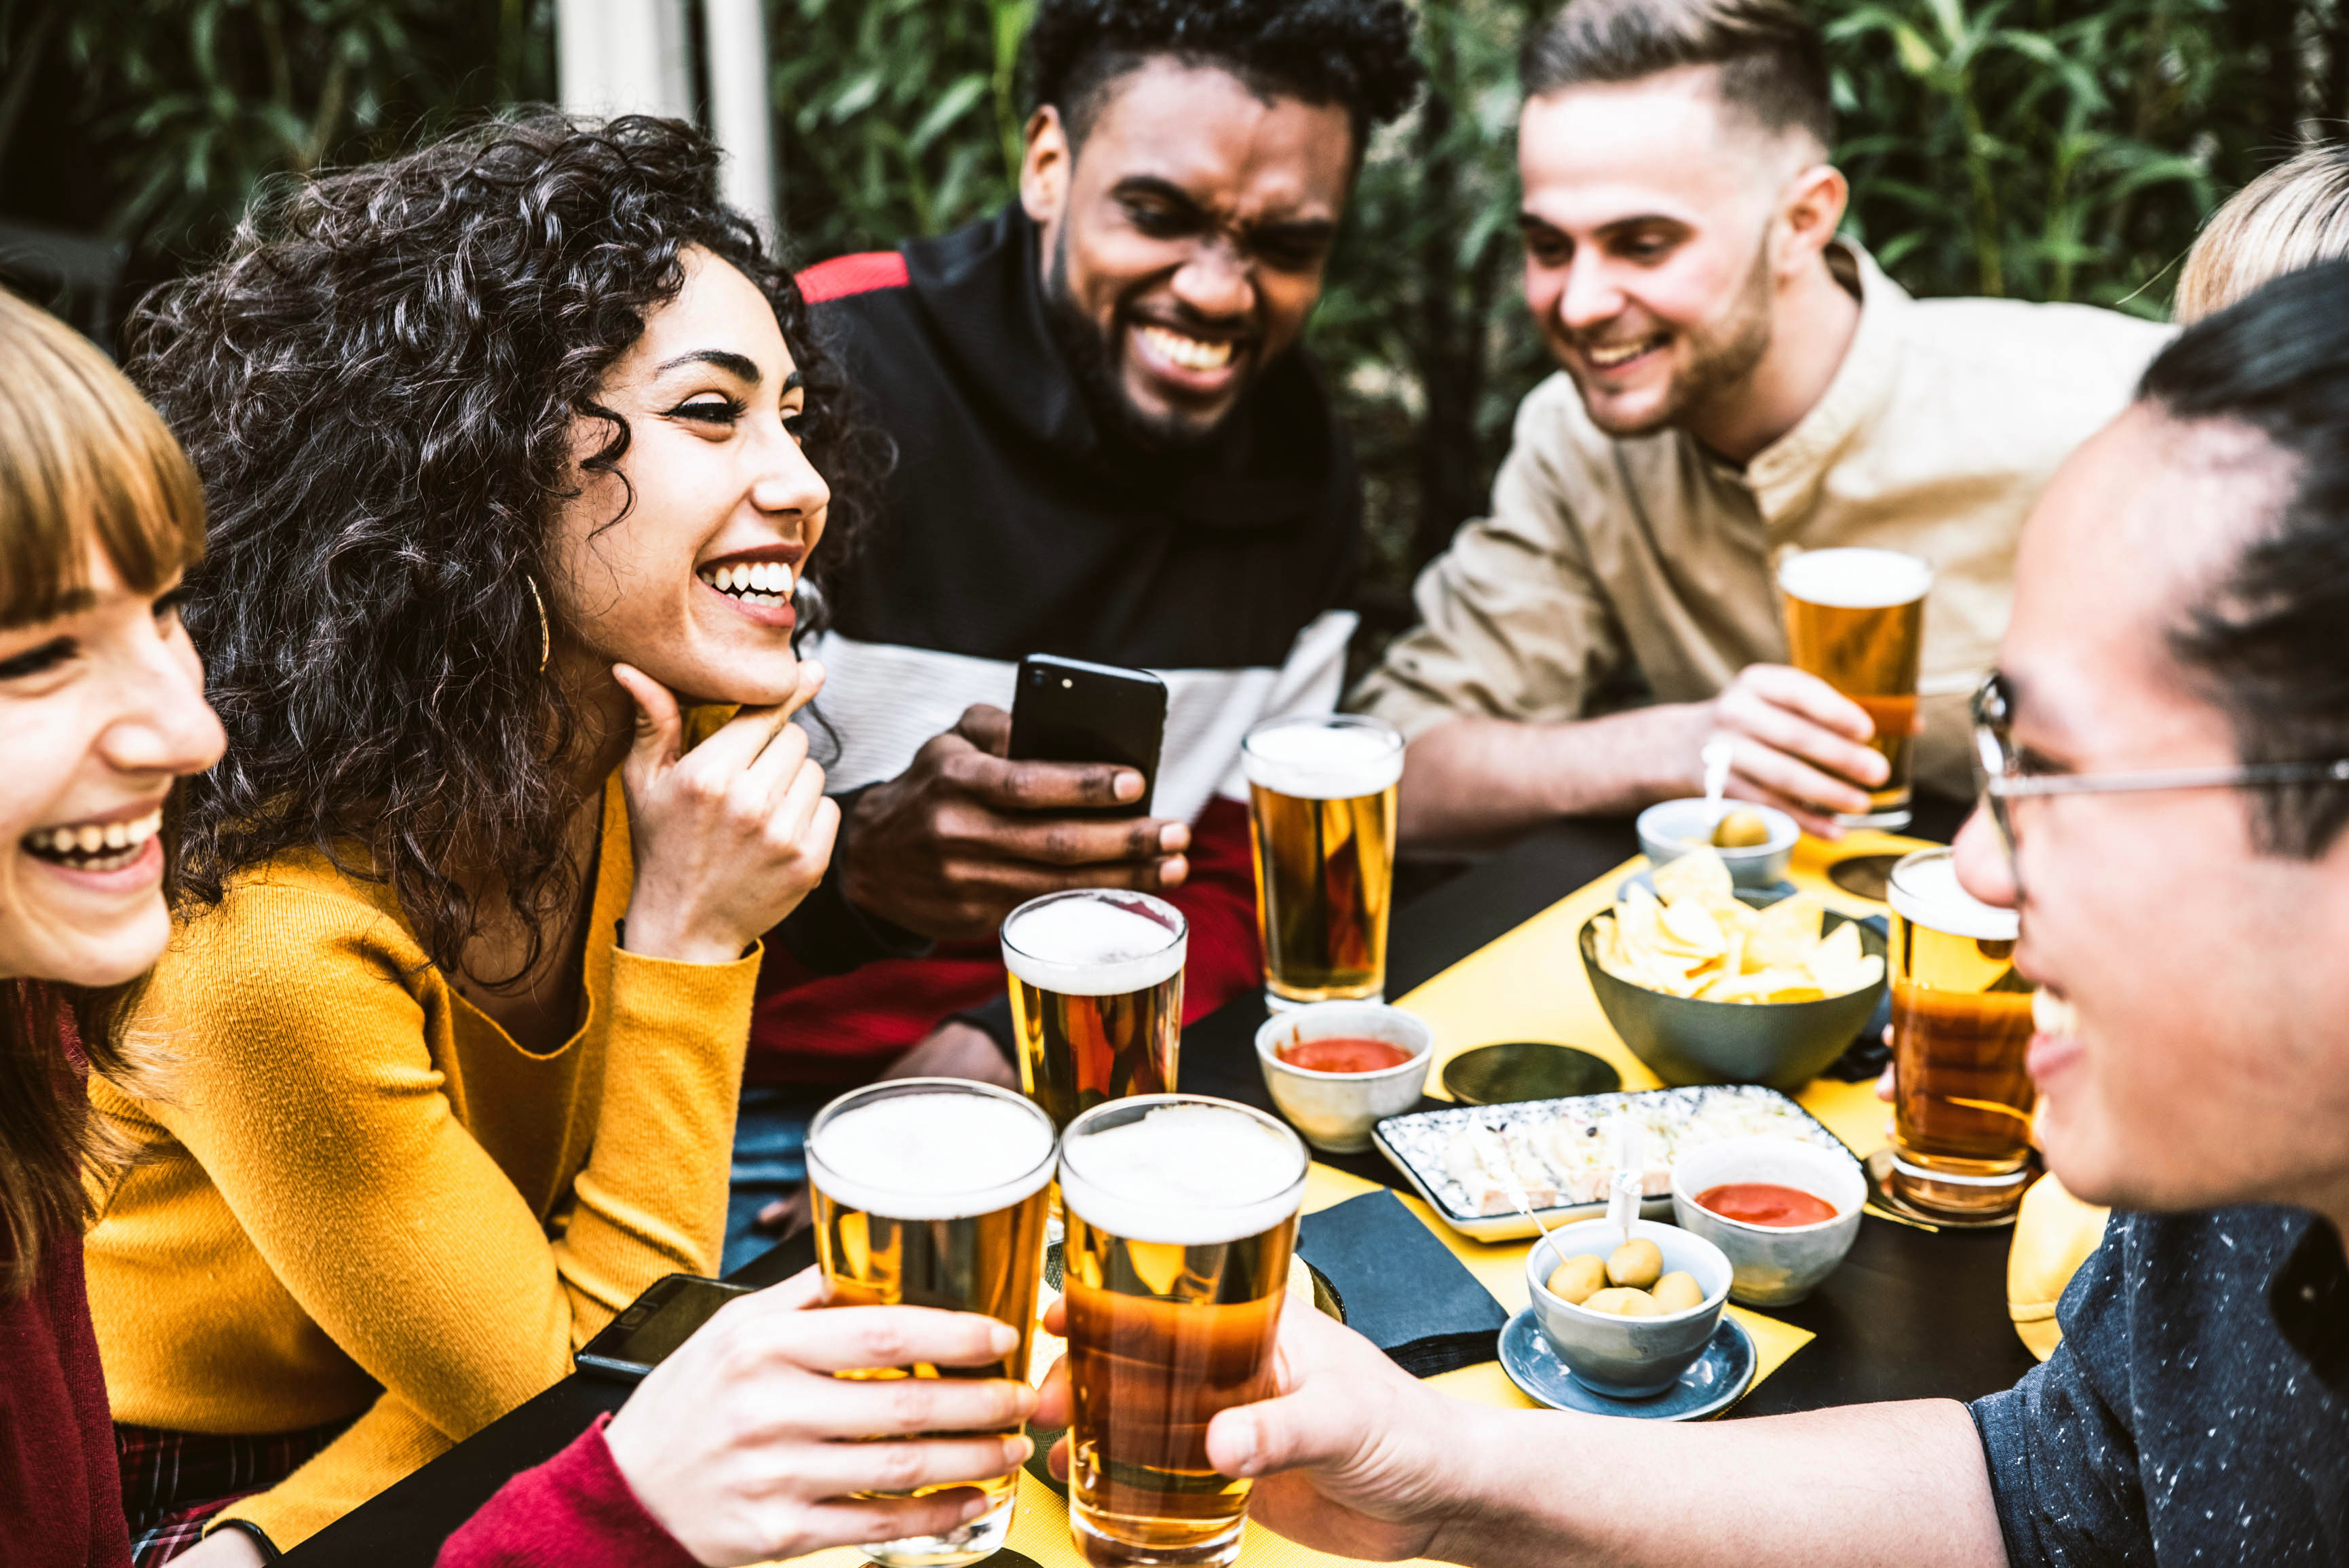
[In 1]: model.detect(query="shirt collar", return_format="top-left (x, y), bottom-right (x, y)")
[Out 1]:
top-left (1740, 240), bottom-right (1911, 531)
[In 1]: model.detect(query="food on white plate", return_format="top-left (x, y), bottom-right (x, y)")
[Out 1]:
top-left (1396, 1085), bottom-right (1848, 1224)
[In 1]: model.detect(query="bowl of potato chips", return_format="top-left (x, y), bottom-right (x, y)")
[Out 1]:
top-left (1580, 847), bottom-right (1886, 1090)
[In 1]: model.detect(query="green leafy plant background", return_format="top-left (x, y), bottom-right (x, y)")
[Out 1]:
top-left (3, 0), bottom-right (2342, 602)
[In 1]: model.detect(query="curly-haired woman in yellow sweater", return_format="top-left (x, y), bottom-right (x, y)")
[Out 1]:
top-left (84, 114), bottom-right (909, 1559)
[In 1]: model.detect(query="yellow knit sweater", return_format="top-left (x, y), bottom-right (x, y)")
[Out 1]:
top-left (84, 769), bottom-right (758, 1549)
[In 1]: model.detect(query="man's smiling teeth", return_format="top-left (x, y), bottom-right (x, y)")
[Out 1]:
top-left (701, 561), bottom-right (795, 607)
top-left (2033, 989), bottom-right (2079, 1039)
top-left (24, 809), bottom-right (164, 870)
top-left (1137, 324), bottom-right (1234, 373)
top-left (1584, 334), bottom-right (1668, 369)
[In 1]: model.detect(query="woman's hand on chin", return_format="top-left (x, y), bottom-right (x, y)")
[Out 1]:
top-left (613, 659), bottom-right (839, 964)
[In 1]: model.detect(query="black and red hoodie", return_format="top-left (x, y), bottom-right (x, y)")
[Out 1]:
top-left (750, 202), bottom-right (1362, 1088)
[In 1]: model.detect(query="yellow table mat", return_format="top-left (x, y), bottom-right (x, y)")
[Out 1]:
top-left (767, 831), bottom-right (1923, 1568)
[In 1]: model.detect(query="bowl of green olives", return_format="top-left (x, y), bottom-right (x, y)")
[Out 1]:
top-left (1525, 1219), bottom-right (1731, 1397)
top-left (1637, 799), bottom-right (1799, 890)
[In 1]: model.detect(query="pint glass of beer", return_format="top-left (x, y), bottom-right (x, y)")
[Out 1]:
top-left (1887, 847), bottom-right (2038, 1219)
top-left (1778, 547), bottom-right (1933, 829)
top-left (1058, 1095), bottom-right (1310, 1568)
top-left (807, 1079), bottom-right (1057, 1568)
top-left (1001, 890), bottom-right (1186, 1132)
top-left (1240, 714), bottom-right (1402, 1010)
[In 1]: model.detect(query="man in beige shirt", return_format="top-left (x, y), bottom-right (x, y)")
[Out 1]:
top-left (1352, 0), bottom-right (2167, 843)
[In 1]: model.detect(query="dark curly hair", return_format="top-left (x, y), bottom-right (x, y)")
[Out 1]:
top-left (1027, 0), bottom-right (1423, 157)
top-left (129, 111), bottom-right (875, 983)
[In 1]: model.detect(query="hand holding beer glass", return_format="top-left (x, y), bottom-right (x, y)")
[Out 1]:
top-left (1242, 714), bottom-right (1402, 1009)
top-left (1058, 1095), bottom-right (1310, 1568)
top-left (1001, 889), bottom-right (1187, 1131)
top-left (807, 1079), bottom-right (1058, 1567)
top-left (1886, 847), bottom-right (2038, 1219)
top-left (1778, 547), bottom-right (1933, 830)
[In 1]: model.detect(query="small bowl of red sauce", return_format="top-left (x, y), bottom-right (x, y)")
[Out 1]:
top-left (1254, 1002), bottom-right (1434, 1153)
top-left (1669, 1136), bottom-right (1867, 1306)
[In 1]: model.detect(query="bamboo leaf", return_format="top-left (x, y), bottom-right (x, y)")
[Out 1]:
top-left (908, 72), bottom-right (987, 156)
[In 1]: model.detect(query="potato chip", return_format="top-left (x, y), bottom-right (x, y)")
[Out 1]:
top-left (1748, 893), bottom-right (1825, 969)
top-left (1596, 864), bottom-right (1880, 1008)
top-left (1659, 898), bottom-right (1727, 957)
top-left (1651, 847), bottom-right (1734, 905)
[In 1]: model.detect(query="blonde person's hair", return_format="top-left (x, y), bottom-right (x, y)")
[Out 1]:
top-left (0, 288), bottom-right (205, 1297)
top-left (2175, 143), bottom-right (2349, 325)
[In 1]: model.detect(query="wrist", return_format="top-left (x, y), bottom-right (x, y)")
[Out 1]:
top-left (1420, 1408), bottom-right (1546, 1563)
top-left (617, 911), bottom-right (753, 966)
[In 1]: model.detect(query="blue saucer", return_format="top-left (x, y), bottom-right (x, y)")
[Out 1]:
top-left (1498, 1307), bottom-right (1756, 1420)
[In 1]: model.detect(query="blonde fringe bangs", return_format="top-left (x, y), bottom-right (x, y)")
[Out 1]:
top-left (0, 288), bottom-right (206, 630)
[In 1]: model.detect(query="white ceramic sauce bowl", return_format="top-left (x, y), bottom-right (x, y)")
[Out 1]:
top-left (1254, 1002), bottom-right (1433, 1154)
top-left (1635, 798), bottom-right (1799, 890)
top-left (1525, 1218), bottom-right (1732, 1397)
top-left (1669, 1135), bottom-right (1867, 1306)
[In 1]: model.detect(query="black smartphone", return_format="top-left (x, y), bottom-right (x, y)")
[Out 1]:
top-left (1007, 654), bottom-right (1168, 818)
top-left (575, 1274), bottom-right (752, 1383)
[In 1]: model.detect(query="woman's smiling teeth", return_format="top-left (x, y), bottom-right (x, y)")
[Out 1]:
top-left (1136, 324), bottom-right (1234, 373)
top-left (24, 809), bottom-right (164, 871)
top-left (702, 560), bottom-right (795, 607)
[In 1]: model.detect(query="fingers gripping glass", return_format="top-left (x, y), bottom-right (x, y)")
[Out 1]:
top-left (1971, 672), bottom-right (2349, 855)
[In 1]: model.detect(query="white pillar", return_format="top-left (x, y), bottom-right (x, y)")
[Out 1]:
top-left (702, 0), bottom-right (778, 242)
top-left (556, 0), bottom-right (694, 121)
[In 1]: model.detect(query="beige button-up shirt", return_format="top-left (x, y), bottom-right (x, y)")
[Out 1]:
top-left (1352, 246), bottom-right (2170, 798)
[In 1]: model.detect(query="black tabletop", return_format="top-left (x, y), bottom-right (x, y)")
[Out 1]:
top-left (286, 802), bottom-right (2034, 1565)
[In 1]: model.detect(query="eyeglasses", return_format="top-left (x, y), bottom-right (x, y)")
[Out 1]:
top-left (1971, 672), bottom-right (2349, 859)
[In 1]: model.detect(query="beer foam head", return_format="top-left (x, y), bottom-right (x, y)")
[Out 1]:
top-left (1888, 851), bottom-right (2018, 942)
top-left (1001, 892), bottom-right (1185, 996)
top-left (1776, 548), bottom-right (1934, 609)
top-left (1060, 1101), bottom-right (1307, 1246)
top-left (807, 1088), bottom-right (1056, 1220)
top-left (1242, 717), bottom-right (1405, 800)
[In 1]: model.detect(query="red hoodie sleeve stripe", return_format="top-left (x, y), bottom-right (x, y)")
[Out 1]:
top-left (1156, 795), bottom-right (1263, 1025)
top-left (796, 251), bottom-right (909, 304)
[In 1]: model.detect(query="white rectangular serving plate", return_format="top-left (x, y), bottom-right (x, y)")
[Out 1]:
top-left (1373, 1084), bottom-right (1858, 1242)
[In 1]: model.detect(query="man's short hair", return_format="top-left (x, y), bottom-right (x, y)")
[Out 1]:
top-left (2140, 259), bottom-right (2349, 859)
top-left (1520, 0), bottom-right (1833, 151)
top-left (1026, 0), bottom-right (1422, 159)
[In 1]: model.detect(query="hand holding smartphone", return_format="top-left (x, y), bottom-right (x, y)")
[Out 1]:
top-left (1006, 654), bottom-right (1168, 818)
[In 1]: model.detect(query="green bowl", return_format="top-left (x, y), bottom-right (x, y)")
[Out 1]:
top-left (1578, 892), bottom-right (1886, 1091)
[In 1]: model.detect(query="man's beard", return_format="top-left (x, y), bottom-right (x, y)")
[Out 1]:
top-left (1574, 233), bottom-right (1776, 441)
top-left (1044, 229), bottom-right (1235, 455)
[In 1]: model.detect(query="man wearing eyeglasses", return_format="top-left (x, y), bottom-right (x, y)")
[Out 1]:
top-left (1035, 263), bottom-right (2349, 1565)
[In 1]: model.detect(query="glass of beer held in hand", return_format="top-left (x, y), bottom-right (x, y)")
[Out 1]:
top-left (808, 1080), bottom-right (1057, 1567)
top-left (1778, 547), bottom-right (1933, 830)
top-left (1058, 1096), bottom-right (1310, 1568)
top-left (1887, 848), bottom-right (2038, 1220)
top-left (1241, 714), bottom-right (1403, 1010)
top-left (1002, 890), bottom-right (1186, 1132)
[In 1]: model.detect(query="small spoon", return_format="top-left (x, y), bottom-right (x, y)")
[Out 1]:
top-left (1700, 738), bottom-right (1735, 829)
top-left (1606, 1115), bottom-right (1644, 1249)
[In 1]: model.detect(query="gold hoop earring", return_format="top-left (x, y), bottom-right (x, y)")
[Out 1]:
top-left (529, 579), bottom-right (550, 674)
